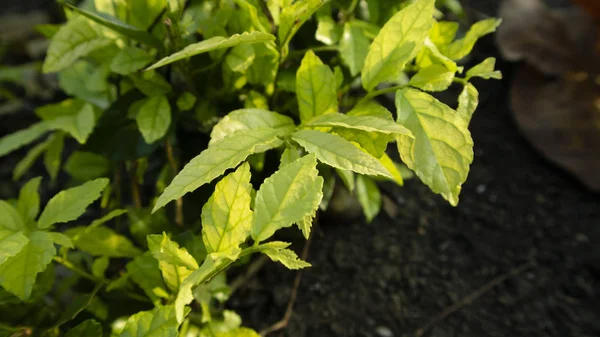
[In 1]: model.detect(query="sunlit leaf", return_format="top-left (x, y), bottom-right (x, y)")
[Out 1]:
top-left (296, 50), bottom-right (337, 122)
top-left (255, 241), bottom-right (310, 269)
top-left (147, 233), bottom-right (199, 270)
top-left (355, 175), bottom-right (381, 222)
top-left (210, 109), bottom-right (295, 144)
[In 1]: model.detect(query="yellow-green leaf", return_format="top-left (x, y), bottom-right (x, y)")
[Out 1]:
top-left (465, 57), bottom-right (502, 80)
top-left (36, 99), bottom-right (97, 144)
top-left (355, 175), bottom-right (381, 223)
top-left (409, 64), bottom-right (455, 92)
top-left (147, 233), bottom-right (199, 270)
top-left (210, 109), bottom-right (295, 144)
top-left (110, 46), bottom-right (154, 75)
top-left (339, 22), bottom-right (370, 76)
top-left (278, 0), bottom-right (325, 58)
top-left (441, 18), bottom-right (502, 60)
top-left (136, 95), bottom-right (171, 144)
top-left (119, 305), bottom-right (179, 337)
top-left (255, 241), bottom-right (310, 269)
top-left (66, 225), bottom-right (142, 257)
top-left (304, 112), bottom-right (412, 136)
top-left (457, 82), bottom-right (479, 122)
top-left (0, 201), bottom-right (25, 232)
top-left (0, 122), bottom-right (49, 158)
top-left (296, 50), bottom-right (338, 122)
top-left (17, 177), bottom-right (42, 225)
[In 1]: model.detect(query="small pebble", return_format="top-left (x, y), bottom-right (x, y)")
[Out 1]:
top-left (476, 184), bottom-right (487, 194)
top-left (375, 326), bottom-right (393, 337)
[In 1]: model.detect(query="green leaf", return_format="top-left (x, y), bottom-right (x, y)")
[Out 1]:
top-left (43, 16), bottom-right (113, 73)
top-left (136, 95), bottom-right (171, 144)
top-left (64, 4), bottom-right (163, 51)
top-left (65, 319), bottom-right (102, 337)
top-left (315, 8), bottom-right (342, 45)
top-left (210, 109), bottom-right (295, 144)
top-left (91, 256), bottom-right (109, 279)
top-left (126, 253), bottom-right (168, 302)
top-left (153, 128), bottom-right (283, 212)
top-left (216, 328), bottom-right (261, 337)
top-left (13, 139), bottom-right (50, 181)
top-left (292, 130), bottom-right (392, 178)
top-left (0, 231), bottom-right (28, 266)
top-left (38, 178), bottom-right (109, 229)
top-left (66, 225), bottom-right (141, 257)
top-left (409, 64), bottom-right (455, 92)
top-left (64, 151), bottom-right (110, 181)
top-left (278, 0), bottom-right (325, 58)
top-left (255, 241), bottom-right (310, 269)
top-left (251, 154), bottom-right (323, 242)
top-left (0, 201), bottom-right (26, 232)
top-left (355, 175), bottom-right (381, 222)
top-left (339, 22), bottom-right (370, 76)
top-left (336, 168), bottom-right (355, 192)
top-left (465, 57), bottom-right (502, 80)
top-left (225, 44), bottom-right (256, 73)
top-left (429, 20), bottom-right (459, 46)
top-left (457, 82), bottom-right (479, 123)
top-left (119, 305), bottom-right (179, 337)
top-left (361, 0), bottom-right (435, 91)
top-left (36, 99), bottom-right (97, 144)
top-left (246, 42), bottom-right (280, 94)
top-left (110, 46), bottom-right (154, 75)
top-left (441, 18), bottom-right (502, 60)
top-left (176, 92), bottom-right (197, 111)
top-left (47, 232), bottom-right (74, 248)
top-left (17, 177), bottom-right (42, 225)
top-left (304, 112), bottom-right (412, 136)
top-left (279, 146), bottom-right (302, 168)
top-left (395, 88), bottom-right (473, 205)
top-left (44, 133), bottom-right (64, 181)
top-left (379, 153), bottom-right (403, 186)
top-left (0, 122), bottom-right (49, 158)
top-left (175, 250), bottom-right (239, 323)
top-left (130, 71), bottom-right (173, 96)
top-left (147, 233), bottom-right (199, 270)
top-left (296, 50), bottom-right (338, 122)
top-left (146, 32), bottom-right (275, 70)
top-left (202, 163), bottom-right (253, 253)
top-left (232, 0), bottom-right (270, 33)
top-left (0, 231), bottom-right (55, 300)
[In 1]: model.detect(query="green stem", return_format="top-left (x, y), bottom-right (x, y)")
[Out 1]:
top-left (53, 256), bottom-right (99, 283)
top-left (288, 45), bottom-right (339, 59)
top-left (357, 84), bottom-right (406, 106)
top-left (346, 0), bottom-right (359, 16)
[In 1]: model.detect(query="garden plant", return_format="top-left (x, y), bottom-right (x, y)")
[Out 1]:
top-left (0, 0), bottom-right (501, 335)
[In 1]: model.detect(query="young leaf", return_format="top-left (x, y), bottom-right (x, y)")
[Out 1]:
top-left (36, 100), bottom-right (97, 144)
top-left (146, 32), bottom-right (276, 70)
top-left (136, 95), bottom-right (171, 144)
top-left (118, 305), bottom-right (179, 337)
top-left (64, 4), bottom-right (163, 51)
top-left (210, 109), bottom-right (295, 144)
top-left (64, 151), bottom-right (110, 181)
top-left (38, 178), bottom-right (109, 229)
top-left (0, 122), bottom-right (49, 158)
top-left (292, 130), bottom-right (393, 178)
top-left (43, 16), bottom-right (113, 73)
top-left (339, 22), bottom-right (371, 76)
top-left (355, 175), bottom-right (381, 222)
top-left (409, 64), bottom-right (455, 92)
top-left (66, 226), bottom-right (142, 257)
top-left (153, 128), bottom-right (283, 212)
top-left (0, 231), bottom-right (28, 267)
top-left (304, 113), bottom-right (412, 136)
top-left (457, 83), bottom-right (479, 122)
top-left (17, 177), bottom-right (42, 225)
top-left (278, 0), bottom-right (325, 57)
top-left (44, 132), bottom-right (64, 181)
top-left (91, 256), bottom-right (109, 279)
top-left (0, 231), bottom-right (55, 300)
top-left (255, 241), bottom-right (310, 269)
top-left (202, 163), bottom-right (253, 253)
top-left (361, 0), bottom-right (435, 91)
top-left (429, 20), bottom-right (459, 46)
top-left (251, 154), bottom-right (323, 242)
top-left (176, 92), bottom-right (197, 111)
top-left (65, 319), bottom-right (102, 337)
top-left (465, 57), bottom-right (502, 80)
top-left (441, 18), bottom-right (502, 60)
top-left (13, 139), bottom-right (50, 181)
top-left (0, 201), bottom-right (26, 232)
top-left (296, 50), bottom-right (338, 122)
top-left (395, 88), bottom-right (473, 206)
top-left (147, 233), bottom-right (199, 270)
top-left (110, 46), bottom-right (154, 75)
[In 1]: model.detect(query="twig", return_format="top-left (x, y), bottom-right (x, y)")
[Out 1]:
top-left (260, 231), bottom-right (315, 336)
top-left (53, 256), bottom-right (99, 283)
top-left (165, 138), bottom-right (184, 226)
top-left (414, 260), bottom-right (535, 337)
top-left (130, 160), bottom-right (142, 209)
top-left (229, 255), bottom-right (270, 296)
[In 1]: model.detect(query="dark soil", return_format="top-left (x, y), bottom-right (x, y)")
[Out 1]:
top-left (231, 3), bottom-right (600, 337)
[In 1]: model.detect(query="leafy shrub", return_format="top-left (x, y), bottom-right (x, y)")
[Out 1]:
top-left (0, 0), bottom-right (501, 335)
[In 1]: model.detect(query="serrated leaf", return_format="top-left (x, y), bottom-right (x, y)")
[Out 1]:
top-left (340, 22), bottom-right (370, 76)
top-left (44, 133), bottom-right (64, 181)
top-left (136, 95), bottom-right (171, 144)
top-left (210, 109), bottom-right (295, 144)
top-left (355, 175), bottom-right (381, 222)
top-left (43, 16), bottom-right (113, 73)
top-left (305, 113), bottom-right (412, 136)
top-left (64, 151), bottom-right (110, 181)
top-left (296, 50), bottom-right (338, 122)
top-left (278, 0), bottom-right (325, 57)
top-left (66, 225), bottom-right (141, 257)
top-left (147, 233), bottom-right (199, 270)
top-left (202, 163), bottom-right (253, 253)
top-left (457, 83), bottom-right (479, 122)
top-left (0, 122), bottom-right (49, 158)
top-left (119, 305), bottom-right (179, 337)
top-left (12, 138), bottom-right (51, 181)
top-left (395, 88), bottom-right (473, 206)
top-left (279, 146), bottom-right (302, 168)
top-left (38, 178), bottom-right (109, 229)
top-left (64, 4), bottom-right (163, 51)
top-left (409, 64), bottom-right (455, 91)
top-left (175, 250), bottom-right (239, 323)
top-left (126, 253), bottom-right (168, 302)
top-left (110, 46), bottom-right (154, 75)
top-left (441, 18), bottom-right (502, 60)
top-left (36, 99), bottom-right (97, 144)
top-left (146, 32), bottom-right (275, 70)
top-left (0, 231), bottom-right (55, 300)
top-left (0, 201), bottom-right (25, 232)
top-left (153, 128), bottom-right (283, 212)
top-left (0, 231), bottom-right (28, 267)
top-left (65, 319), bottom-right (102, 337)
top-left (251, 154), bottom-right (323, 242)
top-left (292, 130), bottom-right (393, 178)
top-left (465, 57), bottom-right (502, 80)
top-left (255, 242), bottom-right (310, 269)
top-left (361, 0), bottom-right (435, 91)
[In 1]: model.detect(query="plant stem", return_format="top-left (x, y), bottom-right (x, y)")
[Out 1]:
top-left (130, 160), bottom-right (142, 209)
top-left (53, 256), bottom-right (99, 283)
top-left (288, 45), bottom-right (339, 59)
top-left (165, 138), bottom-right (184, 226)
top-left (357, 84), bottom-right (406, 106)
